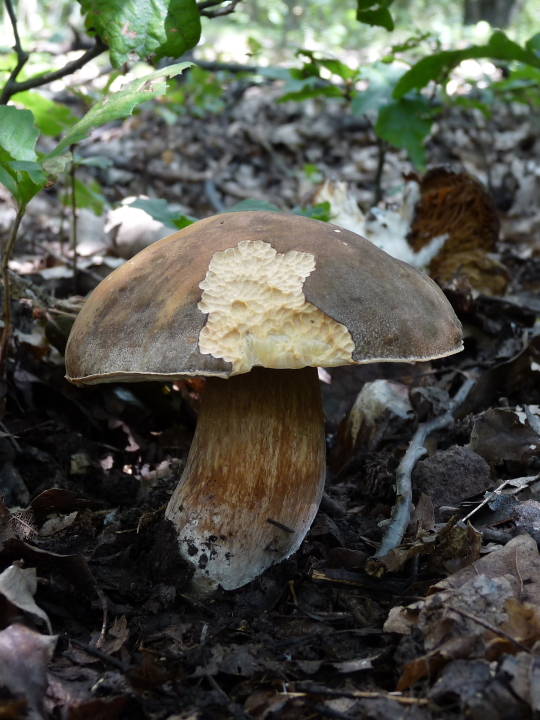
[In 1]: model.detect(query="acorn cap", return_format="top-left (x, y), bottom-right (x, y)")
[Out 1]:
top-left (65, 210), bottom-right (463, 384)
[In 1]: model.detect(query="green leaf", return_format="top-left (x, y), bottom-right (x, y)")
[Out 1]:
top-left (226, 199), bottom-right (281, 213)
top-left (279, 84), bottom-right (344, 103)
top-left (13, 92), bottom-right (79, 136)
top-left (394, 31), bottom-right (540, 99)
top-left (375, 97), bottom-right (435, 169)
top-left (47, 62), bottom-right (191, 158)
top-left (526, 33), bottom-right (540, 56)
top-left (356, 1), bottom-right (395, 30)
top-left (0, 106), bottom-right (40, 162)
top-left (129, 197), bottom-right (196, 228)
top-left (42, 153), bottom-right (72, 179)
top-left (351, 62), bottom-right (402, 116)
top-left (0, 107), bottom-right (46, 206)
top-left (317, 58), bottom-right (359, 82)
top-left (293, 202), bottom-right (332, 221)
top-left (79, 0), bottom-right (201, 67)
top-left (68, 178), bottom-right (108, 215)
top-left (357, 8), bottom-right (394, 31)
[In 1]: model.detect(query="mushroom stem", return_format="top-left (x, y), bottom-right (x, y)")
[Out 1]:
top-left (165, 366), bottom-right (326, 591)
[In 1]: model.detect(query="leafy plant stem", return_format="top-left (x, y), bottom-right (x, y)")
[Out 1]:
top-left (0, 37), bottom-right (107, 105)
top-left (0, 203), bottom-right (25, 376)
top-left (373, 136), bottom-right (387, 205)
top-left (69, 150), bottom-right (79, 292)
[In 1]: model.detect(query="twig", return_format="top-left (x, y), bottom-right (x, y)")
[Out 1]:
top-left (95, 584), bottom-right (109, 649)
top-left (1, 37), bottom-right (107, 104)
top-left (447, 605), bottom-right (530, 653)
top-left (373, 377), bottom-right (476, 559)
top-left (0, 205), bottom-right (25, 377)
top-left (373, 136), bottom-right (387, 206)
top-left (461, 474), bottom-right (537, 524)
top-left (0, 0), bottom-right (29, 105)
top-left (69, 637), bottom-right (127, 671)
top-left (69, 148), bottom-right (79, 291)
top-left (291, 683), bottom-right (429, 706)
top-left (204, 178), bottom-right (225, 212)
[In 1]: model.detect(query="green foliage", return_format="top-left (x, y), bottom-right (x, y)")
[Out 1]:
top-left (165, 67), bottom-right (226, 117)
top-left (491, 64), bottom-right (540, 106)
top-left (278, 52), bottom-right (436, 169)
top-left (227, 199), bottom-right (281, 213)
top-left (79, 0), bottom-right (201, 67)
top-left (49, 62), bottom-right (191, 158)
top-left (62, 178), bottom-right (107, 215)
top-left (293, 202), bottom-right (332, 221)
top-left (0, 107), bottom-right (46, 206)
top-left (302, 164), bottom-right (324, 184)
top-left (394, 31), bottom-right (540, 98)
top-left (13, 92), bottom-right (79, 136)
top-left (351, 62), bottom-right (402, 115)
top-left (129, 198), bottom-right (196, 229)
top-left (0, 63), bottom-right (191, 211)
top-left (356, 0), bottom-right (395, 31)
top-left (376, 96), bottom-right (438, 168)
top-left (279, 26), bottom-right (540, 170)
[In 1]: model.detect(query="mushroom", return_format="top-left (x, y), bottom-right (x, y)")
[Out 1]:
top-left (65, 211), bottom-right (463, 591)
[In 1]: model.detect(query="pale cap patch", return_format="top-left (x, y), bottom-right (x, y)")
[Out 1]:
top-left (197, 239), bottom-right (354, 375)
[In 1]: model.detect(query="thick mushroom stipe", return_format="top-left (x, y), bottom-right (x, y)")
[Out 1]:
top-left (165, 366), bottom-right (325, 590)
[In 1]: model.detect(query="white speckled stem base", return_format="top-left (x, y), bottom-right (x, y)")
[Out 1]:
top-left (165, 367), bottom-right (326, 591)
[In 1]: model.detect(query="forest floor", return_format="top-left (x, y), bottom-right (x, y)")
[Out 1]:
top-left (0, 76), bottom-right (539, 720)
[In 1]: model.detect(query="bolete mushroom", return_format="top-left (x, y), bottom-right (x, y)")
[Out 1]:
top-left (65, 211), bottom-right (463, 590)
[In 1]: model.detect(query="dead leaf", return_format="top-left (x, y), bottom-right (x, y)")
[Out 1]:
top-left (470, 407), bottom-right (540, 466)
top-left (331, 379), bottom-right (412, 472)
top-left (430, 534), bottom-right (540, 603)
top-left (498, 652), bottom-right (540, 712)
top-left (0, 624), bottom-right (57, 720)
top-left (0, 564), bottom-right (52, 633)
top-left (101, 615), bottom-right (129, 655)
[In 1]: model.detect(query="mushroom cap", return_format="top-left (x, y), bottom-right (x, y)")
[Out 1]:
top-left (65, 211), bottom-right (463, 384)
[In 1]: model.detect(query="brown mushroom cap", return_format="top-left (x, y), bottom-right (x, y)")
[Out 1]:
top-left (65, 211), bottom-right (462, 384)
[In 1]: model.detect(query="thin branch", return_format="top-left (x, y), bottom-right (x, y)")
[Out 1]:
top-left (69, 149), bottom-right (79, 292)
top-left (0, 205), bottom-right (25, 377)
top-left (447, 605), bottom-right (531, 654)
top-left (1, 37), bottom-right (107, 105)
top-left (0, 0), bottom-right (30, 105)
top-left (373, 136), bottom-right (387, 205)
top-left (198, 0), bottom-right (243, 18)
top-left (195, 59), bottom-right (260, 74)
top-left (373, 377), bottom-right (476, 559)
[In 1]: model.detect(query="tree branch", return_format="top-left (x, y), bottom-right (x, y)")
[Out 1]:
top-left (371, 376), bottom-right (476, 562)
top-left (0, 0), bottom-right (30, 105)
top-left (1, 37), bottom-right (107, 105)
